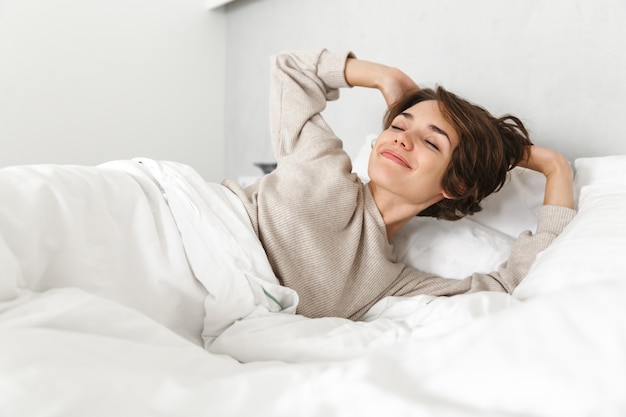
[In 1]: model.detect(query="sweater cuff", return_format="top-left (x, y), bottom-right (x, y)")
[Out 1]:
top-left (317, 50), bottom-right (355, 90)
top-left (536, 205), bottom-right (577, 235)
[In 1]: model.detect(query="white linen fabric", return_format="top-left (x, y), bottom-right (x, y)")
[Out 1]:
top-left (515, 155), bottom-right (626, 299)
top-left (132, 159), bottom-right (298, 346)
top-left (1, 156), bottom-right (625, 416)
top-left (0, 161), bottom-right (208, 344)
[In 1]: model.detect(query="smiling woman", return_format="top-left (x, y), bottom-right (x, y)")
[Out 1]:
top-left (368, 99), bottom-right (460, 231)
top-left (221, 48), bottom-right (576, 320)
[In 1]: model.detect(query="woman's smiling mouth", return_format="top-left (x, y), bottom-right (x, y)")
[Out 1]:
top-left (380, 150), bottom-right (411, 168)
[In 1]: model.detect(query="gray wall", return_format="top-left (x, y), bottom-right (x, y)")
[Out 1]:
top-left (224, 0), bottom-right (626, 179)
top-left (0, 0), bottom-right (226, 182)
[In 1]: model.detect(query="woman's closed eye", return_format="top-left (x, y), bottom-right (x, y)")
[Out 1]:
top-left (424, 139), bottom-right (439, 151)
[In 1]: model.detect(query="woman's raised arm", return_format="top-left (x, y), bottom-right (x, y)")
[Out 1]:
top-left (344, 58), bottom-right (419, 107)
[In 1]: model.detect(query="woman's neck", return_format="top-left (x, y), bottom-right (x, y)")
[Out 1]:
top-left (367, 182), bottom-right (442, 239)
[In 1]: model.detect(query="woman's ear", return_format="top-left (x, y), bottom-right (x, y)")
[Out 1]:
top-left (442, 181), bottom-right (466, 200)
top-left (442, 190), bottom-right (455, 200)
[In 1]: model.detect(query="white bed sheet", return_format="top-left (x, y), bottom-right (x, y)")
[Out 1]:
top-left (1, 157), bottom-right (625, 416)
top-left (2, 283), bottom-right (624, 417)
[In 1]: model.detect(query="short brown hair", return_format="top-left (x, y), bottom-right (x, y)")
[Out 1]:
top-left (383, 86), bottom-right (532, 220)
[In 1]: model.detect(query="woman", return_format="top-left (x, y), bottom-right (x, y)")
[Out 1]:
top-left (222, 49), bottom-right (576, 321)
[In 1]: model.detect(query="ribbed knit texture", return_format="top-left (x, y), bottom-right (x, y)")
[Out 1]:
top-left (223, 49), bottom-right (577, 320)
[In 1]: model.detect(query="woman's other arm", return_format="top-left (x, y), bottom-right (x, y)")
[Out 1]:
top-left (519, 145), bottom-right (575, 209)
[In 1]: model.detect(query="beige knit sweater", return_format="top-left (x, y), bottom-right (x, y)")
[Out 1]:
top-left (223, 49), bottom-right (576, 321)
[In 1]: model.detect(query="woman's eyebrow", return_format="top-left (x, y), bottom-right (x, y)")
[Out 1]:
top-left (400, 112), bottom-right (451, 145)
top-left (429, 124), bottom-right (451, 145)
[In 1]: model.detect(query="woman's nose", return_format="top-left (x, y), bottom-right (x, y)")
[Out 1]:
top-left (394, 133), bottom-right (413, 150)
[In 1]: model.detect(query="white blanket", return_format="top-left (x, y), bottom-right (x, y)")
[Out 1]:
top-left (1, 158), bottom-right (625, 416)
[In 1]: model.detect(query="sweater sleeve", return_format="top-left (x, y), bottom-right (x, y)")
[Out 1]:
top-left (390, 204), bottom-right (577, 297)
top-left (268, 49), bottom-right (354, 159)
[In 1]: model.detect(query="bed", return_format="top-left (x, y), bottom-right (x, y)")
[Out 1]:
top-left (1, 141), bottom-right (625, 416)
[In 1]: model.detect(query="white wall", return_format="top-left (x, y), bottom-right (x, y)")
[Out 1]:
top-left (224, 0), bottom-right (626, 179)
top-left (0, 0), bottom-right (225, 182)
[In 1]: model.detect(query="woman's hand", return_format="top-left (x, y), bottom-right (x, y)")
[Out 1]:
top-left (344, 58), bottom-right (419, 107)
top-left (519, 145), bottom-right (575, 209)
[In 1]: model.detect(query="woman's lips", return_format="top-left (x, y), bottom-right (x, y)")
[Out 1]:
top-left (381, 150), bottom-right (411, 168)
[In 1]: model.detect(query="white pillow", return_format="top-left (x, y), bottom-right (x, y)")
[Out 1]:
top-left (465, 167), bottom-right (545, 238)
top-left (514, 183), bottom-right (626, 299)
top-left (391, 217), bottom-right (515, 278)
top-left (574, 155), bottom-right (626, 201)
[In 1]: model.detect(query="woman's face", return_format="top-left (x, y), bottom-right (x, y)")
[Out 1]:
top-left (368, 100), bottom-right (460, 207)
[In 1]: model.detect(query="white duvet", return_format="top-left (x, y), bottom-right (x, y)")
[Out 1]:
top-left (1, 157), bottom-right (625, 417)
